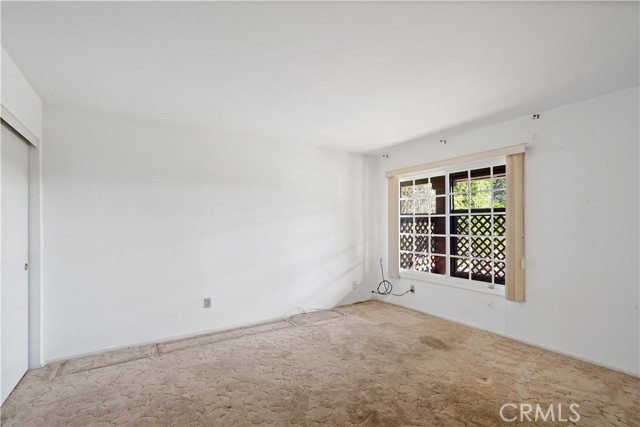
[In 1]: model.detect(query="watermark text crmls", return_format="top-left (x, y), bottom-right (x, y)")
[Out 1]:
top-left (500, 403), bottom-right (580, 423)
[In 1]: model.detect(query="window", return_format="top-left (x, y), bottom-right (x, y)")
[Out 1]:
top-left (399, 162), bottom-right (507, 288)
top-left (387, 145), bottom-right (525, 300)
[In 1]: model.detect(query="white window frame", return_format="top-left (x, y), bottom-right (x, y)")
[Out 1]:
top-left (398, 157), bottom-right (506, 296)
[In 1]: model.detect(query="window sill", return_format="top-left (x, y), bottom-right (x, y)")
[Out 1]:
top-left (399, 270), bottom-right (506, 296)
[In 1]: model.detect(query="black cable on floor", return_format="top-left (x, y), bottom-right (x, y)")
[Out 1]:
top-left (372, 258), bottom-right (412, 296)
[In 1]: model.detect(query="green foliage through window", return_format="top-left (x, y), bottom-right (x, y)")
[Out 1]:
top-left (452, 178), bottom-right (506, 210)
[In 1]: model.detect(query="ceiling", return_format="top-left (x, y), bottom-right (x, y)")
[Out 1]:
top-left (2, 1), bottom-right (638, 152)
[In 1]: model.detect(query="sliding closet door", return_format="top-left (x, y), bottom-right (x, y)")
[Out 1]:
top-left (1, 122), bottom-right (30, 404)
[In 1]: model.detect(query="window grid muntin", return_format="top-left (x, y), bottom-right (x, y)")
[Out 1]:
top-left (400, 162), bottom-right (506, 286)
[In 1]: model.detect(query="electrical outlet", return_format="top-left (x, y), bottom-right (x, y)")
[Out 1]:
top-left (410, 284), bottom-right (415, 293)
top-left (203, 297), bottom-right (211, 309)
top-left (352, 281), bottom-right (357, 289)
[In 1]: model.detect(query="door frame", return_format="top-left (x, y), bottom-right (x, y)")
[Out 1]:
top-left (0, 114), bottom-right (42, 371)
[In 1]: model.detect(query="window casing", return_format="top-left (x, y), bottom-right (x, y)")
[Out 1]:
top-left (399, 161), bottom-right (507, 289)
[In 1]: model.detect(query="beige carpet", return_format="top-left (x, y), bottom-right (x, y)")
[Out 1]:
top-left (1, 301), bottom-right (638, 426)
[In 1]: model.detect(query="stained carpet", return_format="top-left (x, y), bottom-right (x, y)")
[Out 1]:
top-left (1, 301), bottom-right (638, 426)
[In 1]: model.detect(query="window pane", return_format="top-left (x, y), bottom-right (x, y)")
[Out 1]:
top-left (400, 181), bottom-right (413, 198)
top-left (451, 171), bottom-right (468, 193)
top-left (413, 178), bottom-right (432, 197)
top-left (452, 236), bottom-right (470, 257)
top-left (452, 215), bottom-right (469, 235)
top-left (493, 177), bottom-right (506, 190)
top-left (400, 252), bottom-right (413, 269)
top-left (431, 236), bottom-right (446, 254)
top-left (400, 217), bottom-right (413, 234)
top-left (452, 181), bottom-right (468, 194)
top-left (494, 238), bottom-right (506, 260)
top-left (470, 167), bottom-right (491, 180)
top-left (470, 191), bottom-right (492, 209)
top-left (414, 179), bottom-right (437, 214)
top-left (435, 196), bottom-right (445, 214)
top-left (400, 234), bottom-right (413, 251)
top-left (431, 216), bottom-right (446, 234)
top-left (471, 259), bottom-right (493, 283)
top-left (471, 237), bottom-right (493, 259)
top-left (431, 256), bottom-right (446, 275)
top-left (493, 190), bottom-right (506, 209)
top-left (495, 262), bottom-right (506, 285)
top-left (470, 215), bottom-right (492, 236)
top-left (400, 200), bottom-right (413, 214)
top-left (415, 198), bottom-right (435, 214)
top-left (493, 215), bottom-right (506, 236)
top-left (413, 254), bottom-right (429, 272)
top-left (451, 193), bottom-right (469, 210)
top-left (415, 217), bottom-right (429, 234)
top-left (470, 168), bottom-right (492, 209)
top-left (451, 257), bottom-right (470, 279)
top-left (431, 175), bottom-right (446, 195)
top-left (415, 235), bottom-right (428, 253)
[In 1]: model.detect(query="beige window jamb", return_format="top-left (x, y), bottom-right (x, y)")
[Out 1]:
top-left (387, 175), bottom-right (400, 278)
top-left (505, 152), bottom-right (525, 302)
top-left (386, 144), bottom-right (526, 298)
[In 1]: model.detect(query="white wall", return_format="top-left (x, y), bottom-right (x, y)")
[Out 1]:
top-left (41, 104), bottom-right (376, 362)
top-left (375, 87), bottom-right (640, 375)
top-left (0, 46), bottom-right (43, 369)
top-left (39, 87), bottom-right (640, 375)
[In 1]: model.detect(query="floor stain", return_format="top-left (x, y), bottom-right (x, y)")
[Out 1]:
top-left (420, 335), bottom-right (452, 350)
